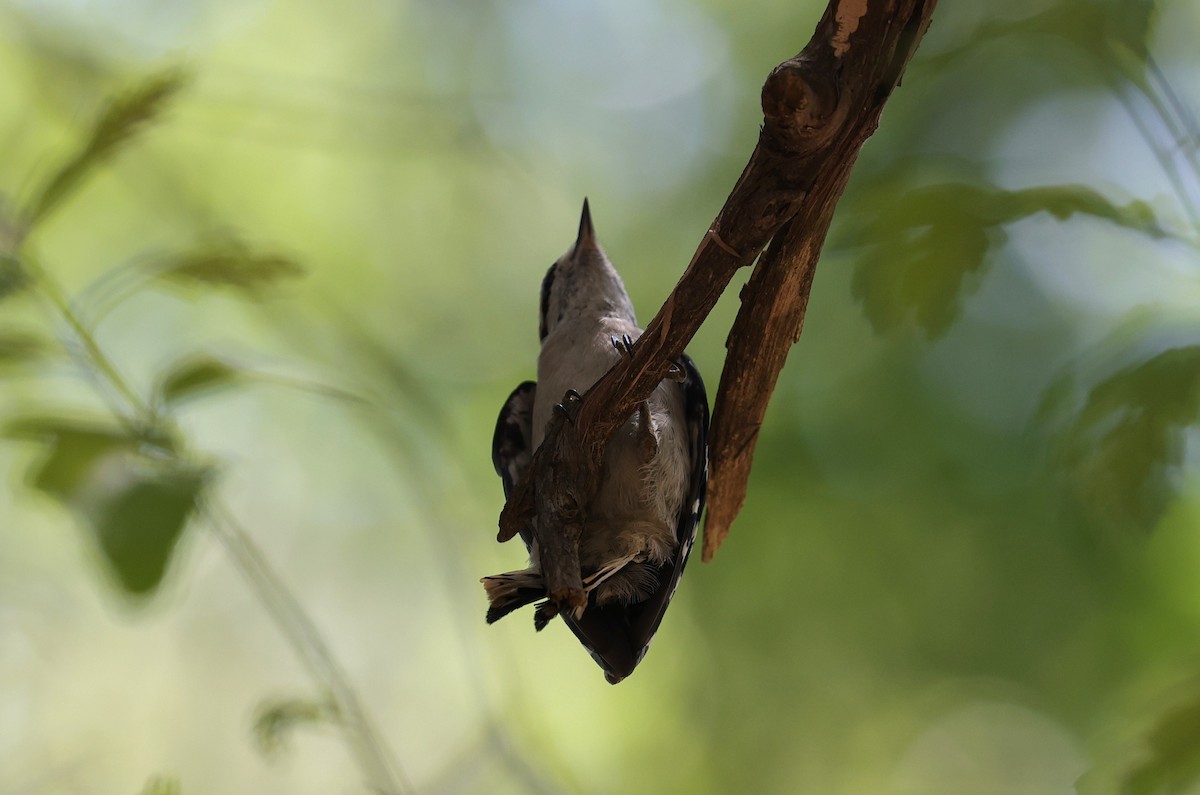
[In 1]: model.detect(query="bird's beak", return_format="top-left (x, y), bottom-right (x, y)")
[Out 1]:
top-left (575, 198), bottom-right (596, 250)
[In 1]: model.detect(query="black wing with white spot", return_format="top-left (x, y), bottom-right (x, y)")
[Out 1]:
top-left (562, 353), bottom-right (709, 684)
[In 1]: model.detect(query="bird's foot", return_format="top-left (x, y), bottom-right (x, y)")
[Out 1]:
top-left (610, 334), bottom-right (635, 357)
top-left (553, 388), bottom-right (583, 424)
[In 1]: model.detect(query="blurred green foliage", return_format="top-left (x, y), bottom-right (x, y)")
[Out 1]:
top-left (1, 0), bottom-right (1200, 794)
top-left (1122, 684), bottom-right (1200, 795)
top-left (21, 70), bottom-right (188, 231)
top-left (136, 777), bottom-right (182, 795)
top-left (253, 697), bottom-right (338, 758)
top-left (844, 177), bottom-right (1168, 336)
top-left (4, 414), bottom-right (208, 594)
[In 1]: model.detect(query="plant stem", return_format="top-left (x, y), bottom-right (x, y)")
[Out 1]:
top-left (22, 252), bottom-right (153, 422)
top-left (204, 501), bottom-right (412, 795)
top-left (22, 253), bottom-right (411, 795)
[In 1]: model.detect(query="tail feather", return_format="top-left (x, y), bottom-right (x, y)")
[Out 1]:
top-left (481, 569), bottom-right (546, 624)
top-left (533, 600), bottom-right (559, 631)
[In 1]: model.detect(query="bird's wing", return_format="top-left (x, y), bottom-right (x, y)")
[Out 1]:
top-left (491, 381), bottom-right (538, 549)
top-left (564, 353), bottom-right (709, 684)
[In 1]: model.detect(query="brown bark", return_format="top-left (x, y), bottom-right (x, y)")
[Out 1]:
top-left (499, 0), bottom-right (938, 588)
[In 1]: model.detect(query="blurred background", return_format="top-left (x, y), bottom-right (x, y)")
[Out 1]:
top-left (2, 0), bottom-right (1200, 793)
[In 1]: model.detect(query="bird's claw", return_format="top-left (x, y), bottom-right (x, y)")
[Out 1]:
top-left (610, 334), bottom-right (635, 357)
top-left (612, 335), bottom-right (685, 383)
top-left (553, 388), bottom-right (584, 424)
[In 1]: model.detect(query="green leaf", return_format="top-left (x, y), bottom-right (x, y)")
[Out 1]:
top-left (0, 330), bottom-right (50, 368)
top-left (1001, 186), bottom-right (1166, 236)
top-left (923, 2), bottom-right (1158, 82)
top-left (1122, 694), bottom-right (1200, 794)
top-left (5, 416), bottom-right (207, 597)
top-left (5, 418), bottom-right (138, 502)
top-left (1033, 371), bottom-right (1078, 429)
top-left (93, 465), bottom-right (209, 595)
top-left (157, 355), bottom-right (241, 406)
top-left (253, 697), bottom-right (337, 756)
top-left (136, 775), bottom-right (183, 795)
top-left (158, 240), bottom-right (303, 295)
top-left (845, 180), bottom-right (1170, 338)
top-left (1081, 683), bottom-right (1200, 795)
top-left (0, 254), bottom-right (29, 300)
top-left (1054, 346), bottom-right (1200, 533)
top-left (850, 214), bottom-right (998, 337)
top-left (1079, 347), bottom-right (1200, 428)
top-left (24, 69), bottom-right (188, 230)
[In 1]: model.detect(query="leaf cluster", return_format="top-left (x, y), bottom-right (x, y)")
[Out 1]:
top-left (0, 71), bottom-right (308, 599)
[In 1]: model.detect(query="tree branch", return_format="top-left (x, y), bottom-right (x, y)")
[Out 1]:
top-left (499, 0), bottom-right (938, 589)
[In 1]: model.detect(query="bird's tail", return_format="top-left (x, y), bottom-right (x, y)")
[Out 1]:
top-left (481, 569), bottom-right (547, 625)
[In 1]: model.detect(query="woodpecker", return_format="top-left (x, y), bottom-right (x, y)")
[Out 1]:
top-left (483, 199), bottom-right (708, 684)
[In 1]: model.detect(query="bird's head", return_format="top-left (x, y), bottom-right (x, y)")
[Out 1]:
top-left (539, 199), bottom-right (636, 341)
